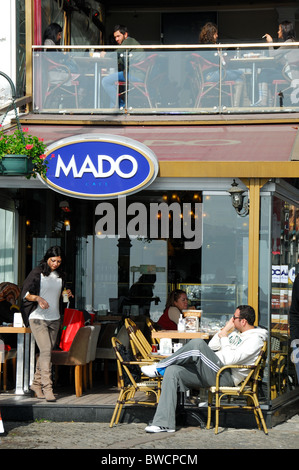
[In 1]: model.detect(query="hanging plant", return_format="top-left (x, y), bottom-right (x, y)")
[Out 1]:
top-left (0, 125), bottom-right (49, 179)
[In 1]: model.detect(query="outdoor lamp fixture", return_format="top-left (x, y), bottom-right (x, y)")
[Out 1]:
top-left (227, 179), bottom-right (249, 217)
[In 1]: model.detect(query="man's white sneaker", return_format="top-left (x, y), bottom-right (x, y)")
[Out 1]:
top-left (141, 364), bottom-right (161, 378)
top-left (145, 425), bottom-right (175, 433)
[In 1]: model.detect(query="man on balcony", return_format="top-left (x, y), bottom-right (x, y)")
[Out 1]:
top-left (101, 24), bottom-right (144, 108)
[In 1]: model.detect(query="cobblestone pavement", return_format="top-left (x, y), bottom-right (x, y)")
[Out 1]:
top-left (1, 414), bottom-right (299, 450)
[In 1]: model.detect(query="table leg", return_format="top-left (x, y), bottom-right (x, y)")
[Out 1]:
top-left (94, 62), bottom-right (98, 108)
top-left (252, 62), bottom-right (256, 105)
top-left (29, 334), bottom-right (35, 386)
top-left (14, 332), bottom-right (35, 395)
top-left (15, 333), bottom-right (25, 395)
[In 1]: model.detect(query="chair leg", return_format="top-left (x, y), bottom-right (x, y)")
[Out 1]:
top-left (3, 360), bottom-right (7, 391)
top-left (89, 362), bottom-right (93, 389)
top-left (83, 364), bottom-right (88, 391)
top-left (206, 390), bottom-right (213, 429)
top-left (252, 395), bottom-right (268, 434)
top-left (214, 392), bottom-right (220, 434)
top-left (110, 402), bottom-right (120, 427)
top-left (74, 365), bottom-right (83, 397)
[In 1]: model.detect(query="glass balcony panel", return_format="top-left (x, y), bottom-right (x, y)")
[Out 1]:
top-left (32, 45), bottom-right (299, 115)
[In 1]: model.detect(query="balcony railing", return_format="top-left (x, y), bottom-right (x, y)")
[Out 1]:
top-left (32, 43), bottom-right (299, 115)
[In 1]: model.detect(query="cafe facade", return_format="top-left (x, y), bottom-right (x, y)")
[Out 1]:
top-left (1, 0), bottom-right (299, 425)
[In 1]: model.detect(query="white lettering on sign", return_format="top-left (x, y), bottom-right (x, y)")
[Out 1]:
top-left (55, 154), bottom-right (138, 179)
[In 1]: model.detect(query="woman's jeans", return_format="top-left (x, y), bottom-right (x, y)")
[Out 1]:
top-left (29, 318), bottom-right (60, 391)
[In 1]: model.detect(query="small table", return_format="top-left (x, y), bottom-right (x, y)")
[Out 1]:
top-left (74, 55), bottom-right (117, 108)
top-left (0, 326), bottom-right (35, 395)
top-left (152, 330), bottom-right (210, 341)
top-left (229, 55), bottom-right (274, 105)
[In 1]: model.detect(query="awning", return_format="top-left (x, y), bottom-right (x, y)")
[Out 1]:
top-left (22, 123), bottom-right (299, 161)
top-left (8, 123), bottom-right (299, 179)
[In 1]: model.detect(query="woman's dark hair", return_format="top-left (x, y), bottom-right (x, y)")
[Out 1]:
top-left (165, 289), bottom-right (186, 309)
top-left (43, 23), bottom-right (62, 45)
top-left (39, 245), bottom-right (65, 278)
top-left (280, 20), bottom-right (296, 41)
top-left (237, 305), bottom-right (256, 325)
top-left (199, 22), bottom-right (218, 44)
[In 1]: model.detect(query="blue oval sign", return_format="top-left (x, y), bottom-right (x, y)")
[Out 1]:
top-left (40, 134), bottom-right (159, 199)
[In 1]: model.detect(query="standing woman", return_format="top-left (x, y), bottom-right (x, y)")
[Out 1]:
top-left (21, 246), bottom-right (73, 402)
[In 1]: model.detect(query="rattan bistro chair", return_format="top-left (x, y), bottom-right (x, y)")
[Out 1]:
top-left (145, 317), bottom-right (160, 346)
top-left (124, 317), bottom-right (154, 361)
top-left (109, 337), bottom-right (162, 427)
top-left (207, 341), bottom-right (268, 434)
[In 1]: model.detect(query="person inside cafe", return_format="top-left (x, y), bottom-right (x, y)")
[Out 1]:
top-left (198, 22), bottom-right (245, 107)
top-left (0, 282), bottom-right (21, 349)
top-left (101, 24), bottom-right (144, 108)
top-left (289, 270), bottom-right (299, 382)
top-left (156, 289), bottom-right (189, 330)
top-left (20, 246), bottom-right (73, 402)
top-left (128, 274), bottom-right (160, 314)
top-left (142, 305), bottom-right (267, 433)
top-left (255, 20), bottom-right (297, 107)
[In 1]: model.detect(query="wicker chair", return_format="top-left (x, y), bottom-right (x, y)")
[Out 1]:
top-left (207, 341), bottom-right (268, 434)
top-left (109, 337), bottom-right (161, 427)
top-left (145, 317), bottom-right (160, 346)
top-left (124, 317), bottom-right (153, 361)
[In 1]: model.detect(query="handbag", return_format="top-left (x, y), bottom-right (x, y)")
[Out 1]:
top-left (59, 308), bottom-right (86, 351)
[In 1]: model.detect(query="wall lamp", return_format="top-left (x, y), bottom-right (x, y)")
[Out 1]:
top-left (227, 179), bottom-right (249, 217)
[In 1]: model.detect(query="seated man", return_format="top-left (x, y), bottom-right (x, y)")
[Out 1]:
top-left (141, 304), bottom-right (267, 433)
top-left (102, 24), bottom-right (144, 108)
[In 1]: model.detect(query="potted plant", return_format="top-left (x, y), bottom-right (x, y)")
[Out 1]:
top-left (0, 125), bottom-right (49, 179)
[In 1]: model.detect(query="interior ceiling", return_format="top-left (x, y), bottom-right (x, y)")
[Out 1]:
top-left (98, 0), bottom-right (298, 11)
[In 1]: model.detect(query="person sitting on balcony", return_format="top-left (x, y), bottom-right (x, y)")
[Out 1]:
top-left (255, 20), bottom-right (298, 107)
top-left (101, 24), bottom-right (144, 108)
top-left (142, 305), bottom-right (267, 433)
top-left (199, 22), bottom-right (245, 107)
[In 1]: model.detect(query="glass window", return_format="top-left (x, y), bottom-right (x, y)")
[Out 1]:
top-left (0, 208), bottom-right (15, 282)
top-left (270, 196), bottom-right (298, 400)
top-left (199, 193), bottom-right (248, 329)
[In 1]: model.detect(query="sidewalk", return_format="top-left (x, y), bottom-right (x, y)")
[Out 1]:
top-left (1, 413), bottom-right (299, 449)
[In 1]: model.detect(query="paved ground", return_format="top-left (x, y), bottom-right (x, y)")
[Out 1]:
top-left (1, 413), bottom-right (299, 451)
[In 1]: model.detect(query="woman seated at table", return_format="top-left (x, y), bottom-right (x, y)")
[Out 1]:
top-left (256, 20), bottom-right (297, 106)
top-left (199, 22), bottom-right (245, 107)
top-left (156, 289), bottom-right (189, 330)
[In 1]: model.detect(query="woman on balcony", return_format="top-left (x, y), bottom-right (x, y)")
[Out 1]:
top-left (256, 20), bottom-right (297, 107)
top-left (198, 22), bottom-right (245, 107)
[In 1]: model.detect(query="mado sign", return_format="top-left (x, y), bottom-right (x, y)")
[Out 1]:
top-left (41, 134), bottom-right (159, 199)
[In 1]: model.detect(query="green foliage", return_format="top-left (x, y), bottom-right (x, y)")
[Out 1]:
top-left (0, 125), bottom-right (49, 178)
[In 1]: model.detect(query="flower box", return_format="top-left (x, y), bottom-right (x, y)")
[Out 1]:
top-left (0, 126), bottom-right (48, 179)
top-left (0, 155), bottom-right (34, 176)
